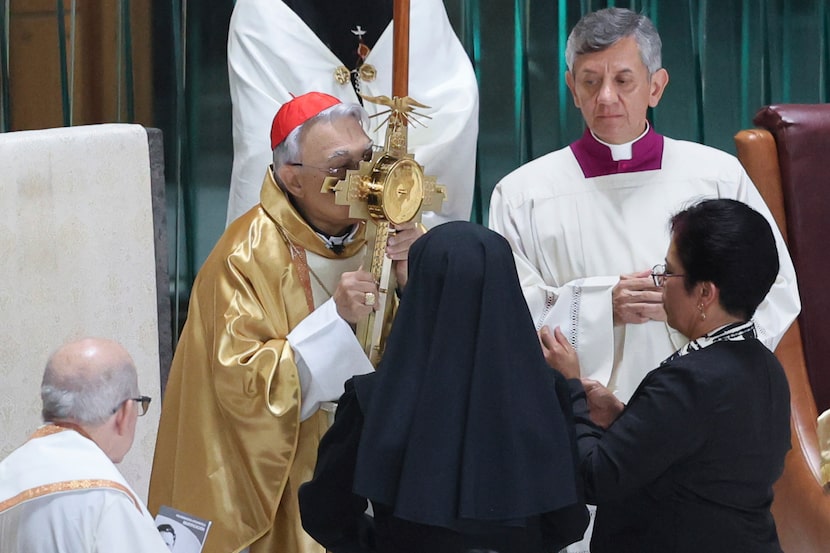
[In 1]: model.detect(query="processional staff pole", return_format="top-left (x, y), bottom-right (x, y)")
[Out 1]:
top-left (392, 0), bottom-right (410, 99)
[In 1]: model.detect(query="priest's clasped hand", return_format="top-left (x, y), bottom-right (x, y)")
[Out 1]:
top-left (612, 269), bottom-right (667, 325)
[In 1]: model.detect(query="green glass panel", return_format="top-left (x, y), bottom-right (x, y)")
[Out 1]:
top-left (740, 0), bottom-right (751, 127)
top-left (56, 0), bottom-right (70, 127)
top-left (170, 0), bottom-right (190, 338)
top-left (514, 0), bottom-right (527, 164)
top-left (761, 0), bottom-right (772, 106)
top-left (120, 0), bottom-right (135, 122)
top-left (556, 0), bottom-right (576, 143)
top-left (688, 0), bottom-right (705, 143)
top-left (824, 1), bottom-right (830, 101)
top-left (1, 0), bottom-right (10, 132)
top-left (781, 0), bottom-right (791, 103)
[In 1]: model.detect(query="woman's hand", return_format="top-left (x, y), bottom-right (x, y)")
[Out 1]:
top-left (539, 327), bottom-right (624, 428)
top-left (388, 221), bottom-right (425, 289)
top-left (539, 325), bottom-right (581, 379)
top-left (581, 379), bottom-right (625, 429)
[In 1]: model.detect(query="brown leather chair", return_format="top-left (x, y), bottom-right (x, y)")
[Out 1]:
top-left (735, 104), bottom-right (830, 552)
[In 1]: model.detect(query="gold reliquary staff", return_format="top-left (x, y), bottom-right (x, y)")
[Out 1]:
top-left (330, 0), bottom-right (446, 366)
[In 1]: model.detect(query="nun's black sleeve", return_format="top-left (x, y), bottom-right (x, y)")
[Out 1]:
top-left (299, 379), bottom-right (375, 553)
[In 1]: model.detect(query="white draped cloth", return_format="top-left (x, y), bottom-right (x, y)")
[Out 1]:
top-left (0, 426), bottom-right (169, 553)
top-left (490, 131), bottom-right (800, 403)
top-left (227, 0), bottom-right (480, 226)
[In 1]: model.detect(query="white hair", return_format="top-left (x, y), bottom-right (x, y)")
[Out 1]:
top-left (41, 352), bottom-right (138, 426)
top-left (271, 102), bottom-right (369, 189)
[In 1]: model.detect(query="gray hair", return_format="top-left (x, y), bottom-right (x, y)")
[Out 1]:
top-left (41, 351), bottom-right (138, 426)
top-left (272, 102), bottom-right (369, 190)
top-left (566, 7), bottom-right (662, 75)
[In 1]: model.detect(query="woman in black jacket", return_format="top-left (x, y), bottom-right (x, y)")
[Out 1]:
top-left (544, 199), bottom-right (791, 553)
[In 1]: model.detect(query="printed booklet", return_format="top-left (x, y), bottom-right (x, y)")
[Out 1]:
top-left (154, 505), bottom-right (212, 552)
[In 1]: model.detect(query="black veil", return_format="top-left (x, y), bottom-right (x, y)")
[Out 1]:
top-left (352, 221), bottom-right (581, 529)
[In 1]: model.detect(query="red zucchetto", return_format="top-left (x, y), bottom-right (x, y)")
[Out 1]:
top-left (270, 92), bottom-right (342, 150)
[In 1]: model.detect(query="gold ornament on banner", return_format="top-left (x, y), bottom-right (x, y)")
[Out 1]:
top-left (359, 64), bottom-right (377, 82)
top-left (334, 66), bottom-right (351, 86)
top-left (333, 64), bottom-right (377, 86)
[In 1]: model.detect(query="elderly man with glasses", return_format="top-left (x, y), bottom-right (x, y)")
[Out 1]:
top-left (149, 91), bottom-right (423, 553)
top-left (0, 337), bottom-right (168, 553)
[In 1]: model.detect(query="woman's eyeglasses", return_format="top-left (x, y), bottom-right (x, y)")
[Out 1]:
top-left (651, 264), bottom-right (685, 287)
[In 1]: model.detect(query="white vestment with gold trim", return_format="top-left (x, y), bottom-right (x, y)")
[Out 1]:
top-left (0, 426), bottom-right (168, 553)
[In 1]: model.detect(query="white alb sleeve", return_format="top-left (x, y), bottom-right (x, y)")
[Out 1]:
top-left (287, 298), bottom-right (374, 421)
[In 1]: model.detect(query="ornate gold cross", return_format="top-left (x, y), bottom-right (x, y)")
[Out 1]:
top-left (331, 95), bottom-right (445, 365)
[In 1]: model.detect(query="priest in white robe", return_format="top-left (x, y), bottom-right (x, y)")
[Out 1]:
top-left (0, 338), bottom-right (168, 553)
top-left (227, 0), bottom-right (479, 226)
top-left (489, 7), bottom-right (800, 405)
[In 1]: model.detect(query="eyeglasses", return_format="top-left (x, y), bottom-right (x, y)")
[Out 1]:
top-left (112, 395), bottom-right (152, 417)
top-left (289, 161), bottom-right (356, 180)
top-left (651, 264), bottom-right (685, 287)
top-left (290, 147), bottom-right (376, 180)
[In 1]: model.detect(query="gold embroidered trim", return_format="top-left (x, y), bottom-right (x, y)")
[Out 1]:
top-left (0, 479), bottom-right (141, 514)
top-left (276, 224), bottom-right (329, 312)
top-left (3, 426), bottom-right (142, 514)
top-left (30, 425), bottom-right (66, 440)
top-left (294, 246), bottom-right (316, 313)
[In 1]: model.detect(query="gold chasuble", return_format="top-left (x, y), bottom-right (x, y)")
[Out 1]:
top-left (148, 171), bottom-right (367, 553)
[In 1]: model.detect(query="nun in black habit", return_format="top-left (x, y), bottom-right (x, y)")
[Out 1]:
top-left (299, 221), bottom-right (588, 553)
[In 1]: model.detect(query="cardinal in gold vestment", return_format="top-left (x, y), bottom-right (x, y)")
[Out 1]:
top-left (148, 93), bottom-right (423, 553)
